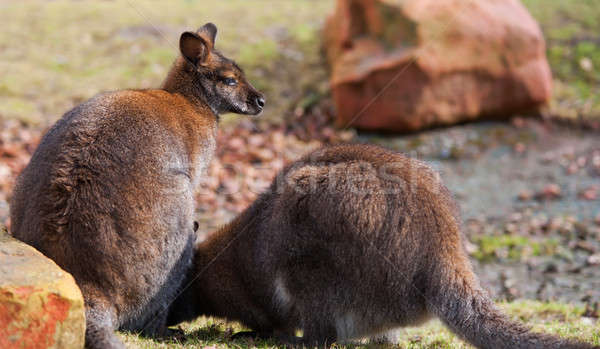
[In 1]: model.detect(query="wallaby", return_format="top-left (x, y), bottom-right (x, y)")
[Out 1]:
top-left (10, 23), bottom-right (264, 349)
top-left (167, 144), bottom-right (597, 349)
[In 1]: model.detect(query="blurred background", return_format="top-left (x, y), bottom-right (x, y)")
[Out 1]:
top-left (0, 0), bottom-right (599, 346)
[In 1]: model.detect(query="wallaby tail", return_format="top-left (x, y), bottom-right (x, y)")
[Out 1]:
top-left (429, 264), bottom-right (598, 349)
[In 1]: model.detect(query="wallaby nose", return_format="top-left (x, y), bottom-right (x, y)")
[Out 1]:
top-left (255, 96), bottom-right (265, 109)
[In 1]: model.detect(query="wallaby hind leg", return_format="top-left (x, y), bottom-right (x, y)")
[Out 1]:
top-left (138, 310), bottom-right (167, 337)
top-left (300, 320), bottom-right (337, 348)
top-left (85, 303), bottom-right (124, 349)
top-left (135, 311), bottom-right (183, 340)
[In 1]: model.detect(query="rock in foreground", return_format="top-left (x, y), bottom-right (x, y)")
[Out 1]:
top-left (324, 0), bottom-right (552, 132)
top-left (0, 228), bottom-right (85, 349)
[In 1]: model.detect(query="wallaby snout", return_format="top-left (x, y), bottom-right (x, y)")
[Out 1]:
top-left (246, 87), bottom-right (266, 116)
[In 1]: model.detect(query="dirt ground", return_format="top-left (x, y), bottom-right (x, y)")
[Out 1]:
top-left (363, 117), bottom-right (600, 306)
top-left (2, 115), bottom-right (599, 310)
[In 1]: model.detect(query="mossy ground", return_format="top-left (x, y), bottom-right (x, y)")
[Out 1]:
top-left (522, 0), bottom-right (600, 119)
top-left (116, 301), bottom-right (599, 348)
top-left (470, 234), bottom-right (560, 262)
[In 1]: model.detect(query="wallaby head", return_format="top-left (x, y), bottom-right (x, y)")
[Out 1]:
top-left (164, 23), bottom-right (265, 116)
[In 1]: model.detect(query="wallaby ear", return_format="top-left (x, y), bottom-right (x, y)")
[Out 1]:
top-left (179, 31), bottom-right (209, 65)
top-left (197, 23), bottom-right (217, 49)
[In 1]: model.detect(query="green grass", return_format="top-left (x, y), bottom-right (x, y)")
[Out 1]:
top-left (116, 301), bottom-right (599, 348)
top-left (0, 0), bottom-right (332, 126)
top-left (471, 234), bottom-right (559, 262)
top-left (1, 0), bottom-right (599, 126)
top-left (522, 0), bottom-right (600, 119)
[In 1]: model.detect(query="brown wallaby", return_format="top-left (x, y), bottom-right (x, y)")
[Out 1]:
top-left (167, 144), bottom-right (598, 349)
top-left (10, 23), bottom-right (264, 349)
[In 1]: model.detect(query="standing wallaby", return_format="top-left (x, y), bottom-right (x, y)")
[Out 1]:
top-left (10, 23), bottom-right (264, 349)
top-left (167, 144), bottom-right (597, 349)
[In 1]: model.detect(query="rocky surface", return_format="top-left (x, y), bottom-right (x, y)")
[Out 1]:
top-left (361, 117), bottom-right (600, 305)
top-left (324, 0), bottom-right (552, 132)
top-left (0, 228), bottom-right (85, 349)
top-left (1, 115), bottom-right (598, 320)
top-left (196, 115), bottom-right (600, 307)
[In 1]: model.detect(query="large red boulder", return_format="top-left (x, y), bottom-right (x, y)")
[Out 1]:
top-left (324, 0), bottom-right (553, 132)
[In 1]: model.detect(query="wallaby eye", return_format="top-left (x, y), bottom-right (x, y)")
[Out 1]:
top-left (222, 77), bottom-right (237, 86)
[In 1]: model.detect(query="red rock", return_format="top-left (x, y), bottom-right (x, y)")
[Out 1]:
top-left (0, 229), bottom-right (85, 349)
top-left (324, 0), bottom-right (552, 132)
top-left (566, 163), bottom-right (579, 175)
top-left (511, 117), bottom-right (526, 128)
top-left (227, 137), bottom-right (245, 151)
top-left (514, 142), bottom-right (526, 154)
top-left (517, 189), bottom-right (533, 201)
top-left (248, 148), bottom-right (275, 162)
top-left (535, 184), bottom-right (561, 201)
top-left (593, 153), bottom-right (600, 168)
top-left (588, 253), bottom-right (600, 266)
top-left (575, 241), bottom-right (596, 253)
top-left (247, 134), bottom-right (265, 147)
top-left (579, 186), bottom-right (599, 201)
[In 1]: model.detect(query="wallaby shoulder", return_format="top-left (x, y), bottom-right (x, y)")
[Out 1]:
top-left (73, 88), bottom-right (216, 139)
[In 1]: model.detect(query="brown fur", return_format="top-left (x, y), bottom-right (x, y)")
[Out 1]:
top-left (168, 144), bottom-right (597, 349)
top-left (10, 23), bottom-right (264, 349)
